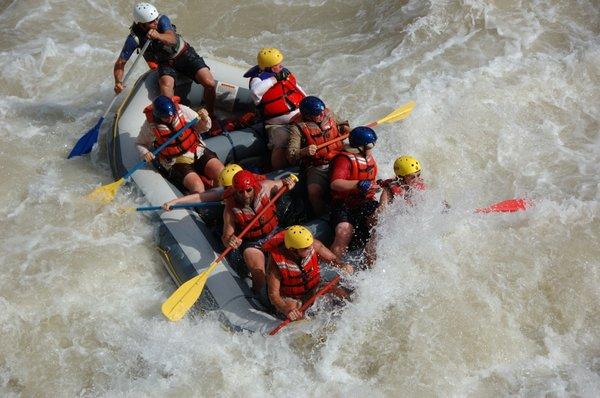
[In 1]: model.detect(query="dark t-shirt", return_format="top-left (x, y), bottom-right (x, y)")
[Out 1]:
top-left (119, 15), bottom-right (173, 61)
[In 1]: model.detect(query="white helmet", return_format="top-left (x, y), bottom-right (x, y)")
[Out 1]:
top-left (133, 3), bottom-right (159, 23)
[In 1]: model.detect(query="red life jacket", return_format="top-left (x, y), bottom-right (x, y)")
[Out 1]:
top-left (143, 97), bottom-right (198, 160)
top-left (331, 152), bottom-right (378, 206)
top-left (227, 184), bottom-right (278, 240)
top-left (259, 73), bottom-right (305, 119)
top-left (381, 178), bottom-right (426, 204)
top-left (294, 109), bottom-right (345, 166)
top-left (263, 231), bottom-right (321, 299)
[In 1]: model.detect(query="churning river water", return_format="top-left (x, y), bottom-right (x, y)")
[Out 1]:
top-left (0, 0), bottom-right (599, 396)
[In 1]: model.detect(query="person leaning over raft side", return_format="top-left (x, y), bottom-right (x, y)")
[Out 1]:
top-left (243, 48), bottom-right (307, 170)
top-left (113, 3), bottom-right (217, 116)
top-left (329, 126), bottom-right (380, 263)
top-left (137, 95), bottom-right (224, 194)
top-left (287, 96), bottom-right (350, 217)
top-left (222, 171), bottom-right (296, 294)
top-left (263, 226), bottom-right (353, 321)
top-left (363, 156), bottom-right (428, 268)
top-left (378, 155), bottom-right (426, 209)
top-left (161, 164), bottom-right (267, 210)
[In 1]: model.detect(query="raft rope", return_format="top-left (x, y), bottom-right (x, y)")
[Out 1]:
top-left (221, 131), bottom-right (239, 162)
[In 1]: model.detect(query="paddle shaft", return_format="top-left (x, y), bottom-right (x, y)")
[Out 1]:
top-left (312, 115), bottom-right (385, 151)
top-left (269, 275), bottom-right (341, 336)
top-left (122, 118), bottom-right (198, 180)
top-left (136, 201), bottom-right (221, 212)
top-left (207, 184), bottom-right (291, 281)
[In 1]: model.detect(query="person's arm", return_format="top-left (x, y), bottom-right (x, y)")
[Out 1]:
top-left (267, 258), bottom-right (302, 320)
top-left (329, 157), bottom-right (359, 192)
top-left (147, 16), bottom-right (177, 45)
top-left (221, 207), bottom-right (241, 248)
top-left (181, 105), bottom-right (211, 134)
top-left (114, 35), bottom-right (138, 94)
top-left (136, 121), bottom-right (155, 163)
top-left (286, 126), bottom-right (307, 165)
top-left (113, 58), bottom-right (127, 94)
top-left (314, 240), bottom-right (354, 274)
top-left (265, 176), bottom-right (296, 197)
top-left (249, 76), bottom-right (276, 105)
top-left (161, 188), bottom-right (224, 210)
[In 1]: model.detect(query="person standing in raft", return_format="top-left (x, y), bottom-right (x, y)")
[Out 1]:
top-left (378, 155), bottom-right (426, 208)
top-left (113, 3), bottom-right (217, 116)
top-left (263, 226), bottom-right (353, 321)
top-left (329, 126), bottom-right (380, 262)
top-left (287, 96), bottom-right (350, 217)
top-left (222, 171), bottom-right (296, 294)
top-left (137, 95), bottom-right (224, 194)
top-left (243, 48), bottom-right (307, 170)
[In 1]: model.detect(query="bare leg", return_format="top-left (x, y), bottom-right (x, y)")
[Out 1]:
top-left (330, 222), bottom-right (353, 258)
top-left (159, 75), bottom-right (176, 97)
top-left (182, 172), bottom-right (206, 194)
top-left (271, 148), bottom-right (289, 170)
top-left (307, 182), bottom-right (326, 217)
top-left (202, 157), bottom-right (224, 186)
top-left (194, 67), bottom-right (216, 117)
top-left (243, 247), bottom-right (267, 293)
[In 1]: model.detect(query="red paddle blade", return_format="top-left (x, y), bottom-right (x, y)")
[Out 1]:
top-left (475, 198), bottom-right (531, 213)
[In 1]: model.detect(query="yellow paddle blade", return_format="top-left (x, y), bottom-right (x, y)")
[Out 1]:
top-left (375, 100), bottom-right (416, 125)
top-left (161, 261), bottom-right (219, 321)
top-left (85, 178), bottom-right (125, 204)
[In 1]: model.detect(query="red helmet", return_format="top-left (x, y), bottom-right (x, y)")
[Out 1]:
top-left (232, 170), bottom-right (258, 192)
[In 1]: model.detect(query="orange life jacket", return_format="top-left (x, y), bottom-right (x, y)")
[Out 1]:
top-left (331, 152), bottom-right (378, 206)
top-left (263, 231), bottom-right (321, 299)
top-left (143, 97), bottom-right (199, 159)
top-left (259, 73), bottom-right (305, 119)
top-left (227, 184), bottom-right (278, 240)
top-left (294, 108), bottom-right (345, 166)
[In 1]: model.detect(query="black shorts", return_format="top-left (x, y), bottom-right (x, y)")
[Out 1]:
top-left (158, 45), bottom-right (209, 82)
top-left (240, 229), bottom-right (280, 253)
top-left (330, 199), bottom-right (379, 249)
top-left (168, 148), bottom-right (218, 187)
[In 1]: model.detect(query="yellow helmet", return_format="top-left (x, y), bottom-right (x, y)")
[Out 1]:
top-left (219, 164), bottom-right (243, 187)
top-left (284, 225), bottom-right (314, 249)
top-left (257, 48), bottom-right (283, 69)
top-left (393, 156), bottom-right (421, 177)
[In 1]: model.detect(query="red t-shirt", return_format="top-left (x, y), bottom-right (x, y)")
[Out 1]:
top-left (329, 156), bottom-right (353, 182)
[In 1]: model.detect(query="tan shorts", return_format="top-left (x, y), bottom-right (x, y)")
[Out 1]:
top-left (265, 124), bottom-right (292, 149)
top-left (305, 164), bottom-right (330, 190)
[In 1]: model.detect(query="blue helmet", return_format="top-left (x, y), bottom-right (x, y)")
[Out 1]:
top-left (299, 96), bottom-right (326, 117)
top-left (152, 95), bottom-right (176, 120)
top-left (349, 126), bottom-right (377, 148)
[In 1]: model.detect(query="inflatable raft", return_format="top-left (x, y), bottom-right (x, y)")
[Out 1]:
top-left (106, 58), bottom-right (332, 334)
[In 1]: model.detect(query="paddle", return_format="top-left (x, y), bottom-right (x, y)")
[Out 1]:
top-left (68, 40), bottom-right (151, 158)
top-left (136, 201), bottom-right (221, 212)
top-left (314, 100), bottom-right (416, 151)
top-left (475, 198), bottom-right (531, 213)
top-left (86, 118), bottom-right (198, 204)
top-left (268, 274), bottom-right (342, 336)
top-left (161, 180), bottom-right (294, 321)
